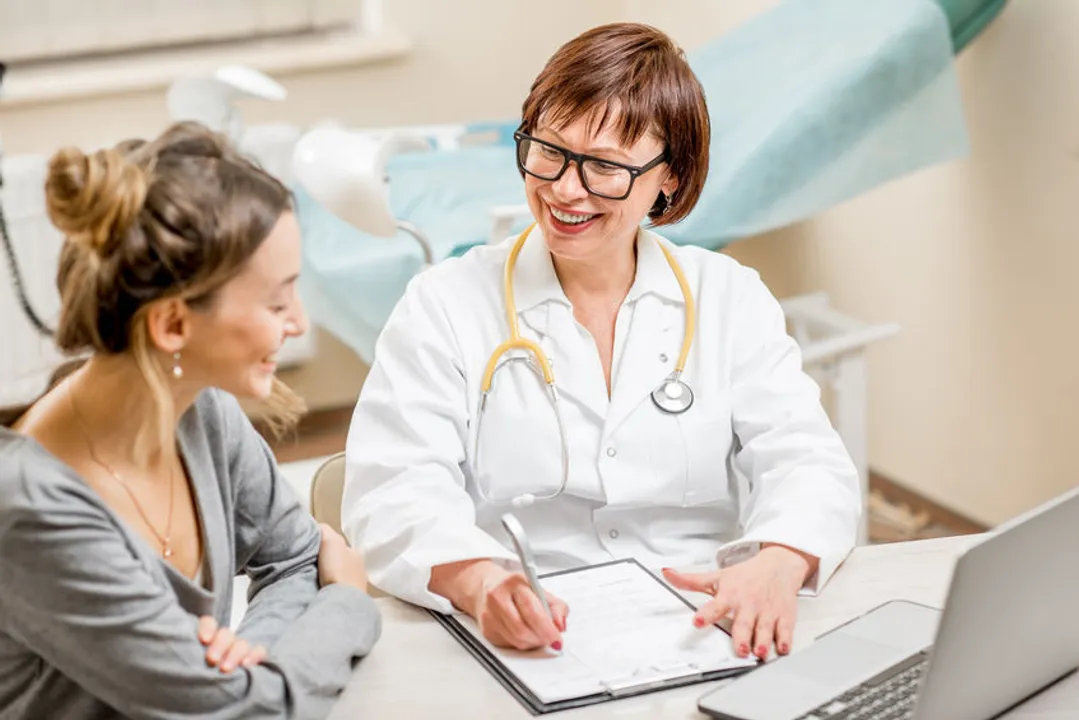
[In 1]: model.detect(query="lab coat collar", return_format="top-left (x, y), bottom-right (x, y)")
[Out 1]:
top-left (529, 306), bottom-right (611, 421)
top-left (512, 225), bottom-right (687, 317)
top-left (512, 225), bottom-right (686, 423)
top-left (625, 227), bottom-right (687, 307)
top-left (513, 225), bottom-right (570, 315)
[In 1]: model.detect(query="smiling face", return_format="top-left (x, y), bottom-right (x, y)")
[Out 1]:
top-left (178, 212), bottom-right (308, 400)
top-left (524, 110), bottom-right (678, 265)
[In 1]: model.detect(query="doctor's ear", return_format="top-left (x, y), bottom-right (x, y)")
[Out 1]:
top-left (143, 297), bottom-right (192, 355)
top-left (657, 174), bottom-right (680, 215)
top-left (660, 171), bottom-right (680, 199)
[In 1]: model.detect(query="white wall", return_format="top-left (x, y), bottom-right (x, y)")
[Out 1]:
top-left (0, 0), bottom-right (618, 154)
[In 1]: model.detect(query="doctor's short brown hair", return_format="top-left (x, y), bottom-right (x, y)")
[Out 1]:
top-left (518, 23), bottom-right (710, 226)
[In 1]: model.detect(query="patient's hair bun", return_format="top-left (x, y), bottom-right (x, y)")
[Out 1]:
top-left (45, 146), bottom-right (148, 258)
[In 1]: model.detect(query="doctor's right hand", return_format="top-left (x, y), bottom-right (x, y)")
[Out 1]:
top-left (430, 559), bottom-right (569, 651)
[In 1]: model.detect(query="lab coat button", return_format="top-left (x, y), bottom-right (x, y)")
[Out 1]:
top-left (605, 446), bottom-right (617, 458)
top-left (608, 529), bottom-right (620, 539)
top-left (659, 353), bottom-right (668, 363)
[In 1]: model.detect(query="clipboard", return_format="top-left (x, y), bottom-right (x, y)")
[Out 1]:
top-left (429, 558), bottom-right (760, 715)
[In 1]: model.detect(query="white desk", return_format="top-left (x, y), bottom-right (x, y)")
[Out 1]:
top-left (328, 535), bottom-right (1079, 718)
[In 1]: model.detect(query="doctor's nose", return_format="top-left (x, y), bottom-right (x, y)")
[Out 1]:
top-left (551, 162), bottom-right (590, 203)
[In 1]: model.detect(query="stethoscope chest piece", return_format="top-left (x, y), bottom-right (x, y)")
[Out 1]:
top-left (651, 376), bottom-right (694, 414)
top-left (474, 223), bottom-right (699, 505)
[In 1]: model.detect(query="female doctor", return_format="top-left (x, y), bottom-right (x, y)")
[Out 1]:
top-left (342, 23), bottom-right (860, 662)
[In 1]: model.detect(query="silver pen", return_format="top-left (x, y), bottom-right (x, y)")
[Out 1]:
top-left (500, 513), bottom-right (555, 623)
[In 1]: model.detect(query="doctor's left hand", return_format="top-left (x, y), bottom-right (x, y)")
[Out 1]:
top-left (662, 544), bottom-right (818, 661)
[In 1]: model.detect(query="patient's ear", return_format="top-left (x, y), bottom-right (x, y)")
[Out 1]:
top-left (144, 297), bottom-right (192, 355)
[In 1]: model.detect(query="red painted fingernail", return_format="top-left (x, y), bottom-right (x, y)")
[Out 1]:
top-left (551, 641), bottom-right (562, 651)
top-left (756, 646), bottom-right (767, 658)
top-left (780, 643), bottom-right (790, 654)
top-left (693, 617), bottom-right (705, 628)
top-left (739, 644), bottom-right (750, 656)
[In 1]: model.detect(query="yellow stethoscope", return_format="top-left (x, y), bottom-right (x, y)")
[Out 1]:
top-left (473, 223), bottom-right (697, 508)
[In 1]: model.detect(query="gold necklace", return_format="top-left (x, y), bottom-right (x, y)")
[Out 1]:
top-left (68, 385), bottom-right (177, 558)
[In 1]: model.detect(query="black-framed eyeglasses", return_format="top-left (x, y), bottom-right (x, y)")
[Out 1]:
top-left (513, 131), bottom-right (668, 201)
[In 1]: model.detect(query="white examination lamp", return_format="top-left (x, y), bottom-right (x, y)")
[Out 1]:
top-left (291, 126), bottom-right (434, 265)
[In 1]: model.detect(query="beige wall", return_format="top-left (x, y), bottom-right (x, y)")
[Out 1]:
top-left (623, 0), bottom-right (783, 48)
top-left (4, 2), bottom-right (1075, 526)
top-left (797, 1), bottom-right (1079, 527)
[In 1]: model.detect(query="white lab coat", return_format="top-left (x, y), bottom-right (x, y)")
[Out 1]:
top-left (342, 226), bottom-right (860, 613)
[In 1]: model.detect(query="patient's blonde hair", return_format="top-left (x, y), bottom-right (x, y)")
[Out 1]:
top-left (22, 121), bottom-right (304, 458)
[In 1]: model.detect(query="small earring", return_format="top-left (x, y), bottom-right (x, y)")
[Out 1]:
top-left (172, 352), bottom-right (183, 380)
top-left (663, 191), bottom-right (673, 212)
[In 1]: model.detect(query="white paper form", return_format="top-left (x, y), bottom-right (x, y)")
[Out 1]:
top-left (456, 561), bottom-right (758, 704)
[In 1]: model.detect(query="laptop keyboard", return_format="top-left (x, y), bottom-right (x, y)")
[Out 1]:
top-left (795, 650), bottom-right (930, 720)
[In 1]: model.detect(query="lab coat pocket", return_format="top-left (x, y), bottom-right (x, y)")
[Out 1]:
top-left (676, 390), bottom-right (735, 507)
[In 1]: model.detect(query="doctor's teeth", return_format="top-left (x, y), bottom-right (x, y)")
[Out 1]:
top-left (551, 208), bottom-right (596, 224)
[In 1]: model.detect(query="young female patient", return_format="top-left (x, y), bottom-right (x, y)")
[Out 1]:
top-left (0, 122), bottom-right (379, 719)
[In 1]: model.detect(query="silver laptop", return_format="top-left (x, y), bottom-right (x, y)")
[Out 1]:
top-left (698, 485), bottom-right (1079, 720)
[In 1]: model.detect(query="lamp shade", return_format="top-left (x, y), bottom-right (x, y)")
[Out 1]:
top-left (292, 126), bottom-right (400, 238)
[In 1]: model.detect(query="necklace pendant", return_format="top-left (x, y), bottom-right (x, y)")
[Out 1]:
top-left (163, 543), bottom-right (173, 559)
